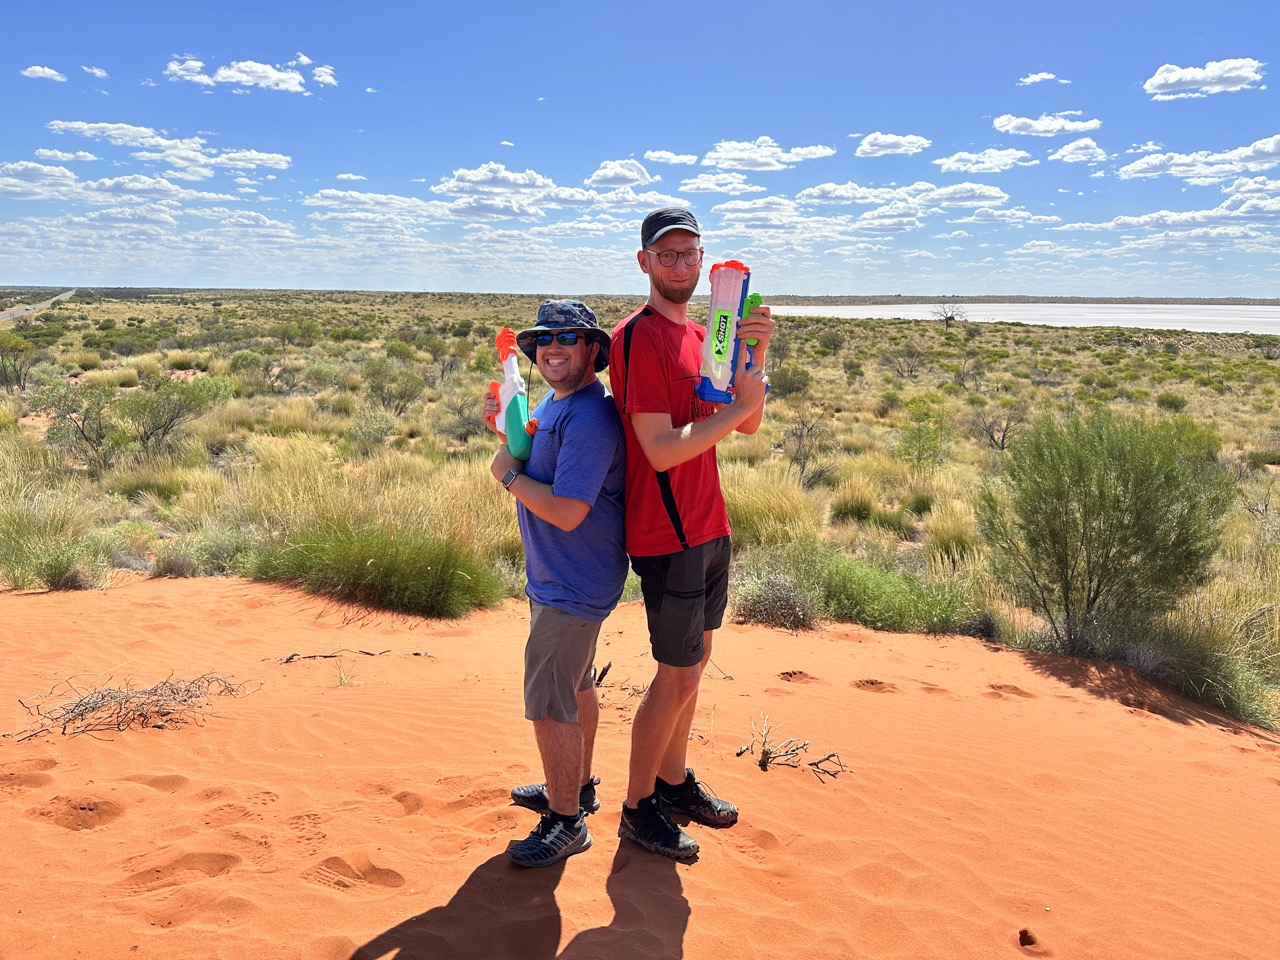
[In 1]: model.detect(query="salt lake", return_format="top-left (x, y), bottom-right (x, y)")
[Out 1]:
top-left (776, 303), bottom-right (1280, 337)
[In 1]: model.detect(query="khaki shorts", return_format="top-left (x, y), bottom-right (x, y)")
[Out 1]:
top-left (524, 601), bottom-right (600, 723)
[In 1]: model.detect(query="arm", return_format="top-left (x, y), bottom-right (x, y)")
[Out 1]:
top-left (631, 348), bottom-right (769, 470)
top-left (490, 444), bottom-right (591, 532)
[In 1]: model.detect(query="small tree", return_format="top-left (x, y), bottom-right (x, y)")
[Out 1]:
top-left (932, 302), bottom-right (966, 330)
top-left (976, 408), bottom-right (1235, 656)
top-left (0, 331), bottom-right (40, 394)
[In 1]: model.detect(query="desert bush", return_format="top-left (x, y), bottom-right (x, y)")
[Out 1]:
top-left (0, 488), bottom-right (108, 589)
top-left (924, 500), bottom-right (980, 567)
top-left (867, 507), bottom-right (913, 539)
top-left (721, 461), bottom-right (820, 546)
top-left (769, 365), bottom-right (813, 397)
top-left (0, 331), bottom-right (41, 393)
top-left (345, 404), bottom-right (398, 453)
top-left (64, 349), bottom-right (103, 371)
top-left (732, 567), bottom-right (823, 630)
top-left (829, 475), bottom-right (877, 524)
top-left (976, 408), bottom-right (1236, 657)
top-left (1155, 391), bottom-right (1188, 412)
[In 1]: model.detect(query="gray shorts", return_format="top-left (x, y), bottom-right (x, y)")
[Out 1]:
top-left (630, 535), bottom-right (732, 668)
top-left (524, 601), bottom-right (600, 723)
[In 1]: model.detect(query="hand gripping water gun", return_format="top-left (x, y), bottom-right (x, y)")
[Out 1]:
top-left (696, 259), bottom-right (765, 404)
top-left (485, 328), bottom-right (538, 461)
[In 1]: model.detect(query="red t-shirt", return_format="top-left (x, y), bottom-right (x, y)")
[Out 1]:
top-left (609, 305), bottom-right (730, 556)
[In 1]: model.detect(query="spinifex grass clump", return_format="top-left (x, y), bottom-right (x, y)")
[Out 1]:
top-left (732, 536), bottom-right (981, 634)
top-left (247, 520), bottom-right (502, 618)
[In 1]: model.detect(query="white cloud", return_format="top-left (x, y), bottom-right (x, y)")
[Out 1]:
top-left (82, 66), bottom-right (109, 79)
top-left (293, 52), bottom-right (314, 66)
top-left (35, 149), bottom-right (97, 162)
top-left (856, 200), bottom-right (925, 233)
top-left (164, 59), bottom-right (308, 93)
top-left (678, 172), bottom-right (766, 195)
top-left (313, 65), bottom-right (337, 87)
top-left (1048, 137), bottom-right (1108, 164)
top-left (431, 162), bottom-right (556, 196)
top-left (1018, 72), bottom-right (1069, 85)
top-left (1223, 176), bottom-right (1280, 195)
top-left (644, 150), bottom-right (698, 165)
top-left (932, 148), bottom-right (1038, 173)
top-left (993, 111), bottom-right (1102, 136)
top-left (853, 132), bottom-right (932, 157)
top-left (920, 182), bottom-right (1011, 207)
top-left (1143, 58), bottom-right (1265, 100)
top-left (701, 136), bottom-right (835, 171)
top-left (1117, 133), bottom-right (1280, 183)
top-left (46, 120), bottom-right (292, 181)
top-left (584, 159), bottom-right (655, 188)
top-left (1127, 140), bottom-right (1162, 154)
top-left (500, 140), bottom-right (514, 147)
top-left (950, 207), bottom-right (1061, 224)
top-left (366, 87), bottom-right (377, 94)
top-left (21, 66), bottom-right (67, 82)
top-left (337, 173), bottom-right (367, 181)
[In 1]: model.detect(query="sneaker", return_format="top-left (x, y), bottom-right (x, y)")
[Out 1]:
top-left (510, 775), bottom-right (601, 815)
top-left (618, 795), bottom-right (699, 861)
top-left (507, 813), bottom-right (592, 868)
top-left (658, 768), bottom-right (739, 828)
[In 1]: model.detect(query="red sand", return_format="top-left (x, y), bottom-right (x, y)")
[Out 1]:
top-left (1, 575), bottom-right (1277, 960)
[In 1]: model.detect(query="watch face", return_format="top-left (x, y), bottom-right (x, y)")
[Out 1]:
top-left (503, 468), bottom-right (519, 488)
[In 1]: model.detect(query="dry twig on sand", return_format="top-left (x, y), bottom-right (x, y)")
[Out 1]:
top-left (10, 673), bottom-right (255, 741)
top-left (736, 713), bottom-right (845, 779)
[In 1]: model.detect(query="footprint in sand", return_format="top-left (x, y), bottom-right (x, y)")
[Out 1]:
top-left (916, 681), bottom-right (959, 700)
top-left (984, 683), bottom-right (1037, 700)
top-left (852, 678), bottom-right (899, 694)
top-left (134, 888), bottom-right (258, 930)
top-left (285, 813), bottom-right (329, 856)
top-left (112, 852), bottom-right (240, 896)
top-left (0, 757), bottom-right (57, 795)
top-left (301, 854), bottom-right (405, 892)
top-left (122, 773), bottom-right (189, 794)
top-left (27, 795), bottom-right (124, 830)
top-left (203, 803), bottom-right (261, 828)
top-left (779, 670), bottom-right (820, 683)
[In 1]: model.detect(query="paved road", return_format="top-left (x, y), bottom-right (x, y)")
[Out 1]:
top-left (0, 289), bottom-right (76, 323)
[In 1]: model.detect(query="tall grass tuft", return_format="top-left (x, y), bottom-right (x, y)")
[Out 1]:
top-left (246, 520), bottom-right (502, 617)
top-left (0, 488), bottom-right (109, 589)
top-left (722, 461), bottom-right (820, 546)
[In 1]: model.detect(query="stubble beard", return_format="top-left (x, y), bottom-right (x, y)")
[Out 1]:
top-left (652, 271), bottom-right (699, 306)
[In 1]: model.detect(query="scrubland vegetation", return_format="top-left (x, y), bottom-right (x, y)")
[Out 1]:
top-left (1, 287), bottom-right (1277, 726)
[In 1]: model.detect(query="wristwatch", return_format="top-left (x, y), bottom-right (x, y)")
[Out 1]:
top-left (501, 467), bottom-right (521, 490)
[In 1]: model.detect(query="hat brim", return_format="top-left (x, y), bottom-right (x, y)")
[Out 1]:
top-left (516, 326), bottom-right (611, 372)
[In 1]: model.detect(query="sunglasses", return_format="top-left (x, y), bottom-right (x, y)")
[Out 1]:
top-left (534, 331), bottom-right (585, 346)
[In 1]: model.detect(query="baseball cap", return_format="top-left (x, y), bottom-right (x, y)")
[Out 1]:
top-left (641, 207), bottom-right (701, 248)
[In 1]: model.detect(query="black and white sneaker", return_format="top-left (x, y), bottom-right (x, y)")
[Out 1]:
top-left (510, 775), bottom-right (601, 815)
top-left (507, 812), bottom-right (592, 868)
top-left (658, 768), bottom-right (739, 827)
top-left (618, 794), bottom-right (699, 861)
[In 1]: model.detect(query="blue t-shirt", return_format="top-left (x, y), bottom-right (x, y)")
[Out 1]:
top-left (517, 379), bottom-right (627, 622)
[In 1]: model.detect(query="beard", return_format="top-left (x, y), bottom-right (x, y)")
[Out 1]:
top-left (651, 271), bottom-right (699, 305)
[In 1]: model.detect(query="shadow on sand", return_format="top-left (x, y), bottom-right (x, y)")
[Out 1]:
top-left (350, 842), bottom-right (688, 960)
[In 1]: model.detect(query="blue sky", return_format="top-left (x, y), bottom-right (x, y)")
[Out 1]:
top-left (2, 0), bottom-right (1277, 297)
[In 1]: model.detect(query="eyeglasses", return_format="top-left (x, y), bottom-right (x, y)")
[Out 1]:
top-left (644, 247), bottom-right (704, 268)
top-left (535, 331), bottom-right (584, 346)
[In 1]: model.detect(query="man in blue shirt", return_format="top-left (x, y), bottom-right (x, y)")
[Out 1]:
top-left (486, 299), bottom-right (627, 868)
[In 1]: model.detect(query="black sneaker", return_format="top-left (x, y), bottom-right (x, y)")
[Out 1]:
top-left (618, 794), bottom-right (699, 861)
top-left (658, 768), bottom-right (739, 827)
top-left (507, 812), bottom-right (592, 868)
top-left (510, 775), bottom-right (601, 815)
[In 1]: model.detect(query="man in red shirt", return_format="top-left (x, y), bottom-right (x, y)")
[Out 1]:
top-left (609, 207), bottom-right (775, 860)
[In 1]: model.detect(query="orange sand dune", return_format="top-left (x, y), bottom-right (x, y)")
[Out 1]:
top-left (1, 576), bottom-right (1277, 960)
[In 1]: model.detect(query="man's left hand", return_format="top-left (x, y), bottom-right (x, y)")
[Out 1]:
top-left (738, 304), bottom-right (776, 358)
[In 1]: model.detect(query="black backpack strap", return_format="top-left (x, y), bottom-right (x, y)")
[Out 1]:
top-left (621, 306), bottom-right (690, 551)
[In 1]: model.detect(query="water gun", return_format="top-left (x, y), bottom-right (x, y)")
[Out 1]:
top-left (696, 259), bottom-right (765, 404)
top-left (485, 328), bottom-right (537, 460)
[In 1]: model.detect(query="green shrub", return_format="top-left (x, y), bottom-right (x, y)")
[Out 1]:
top-left (868, 507), bottom-right (913, 539)
top-left (976, 408), bottom-right (1236, 657)
top-left (245, 521), bottom-right (502, 618)
top-left (768, 365), bottom-right (812, 398)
